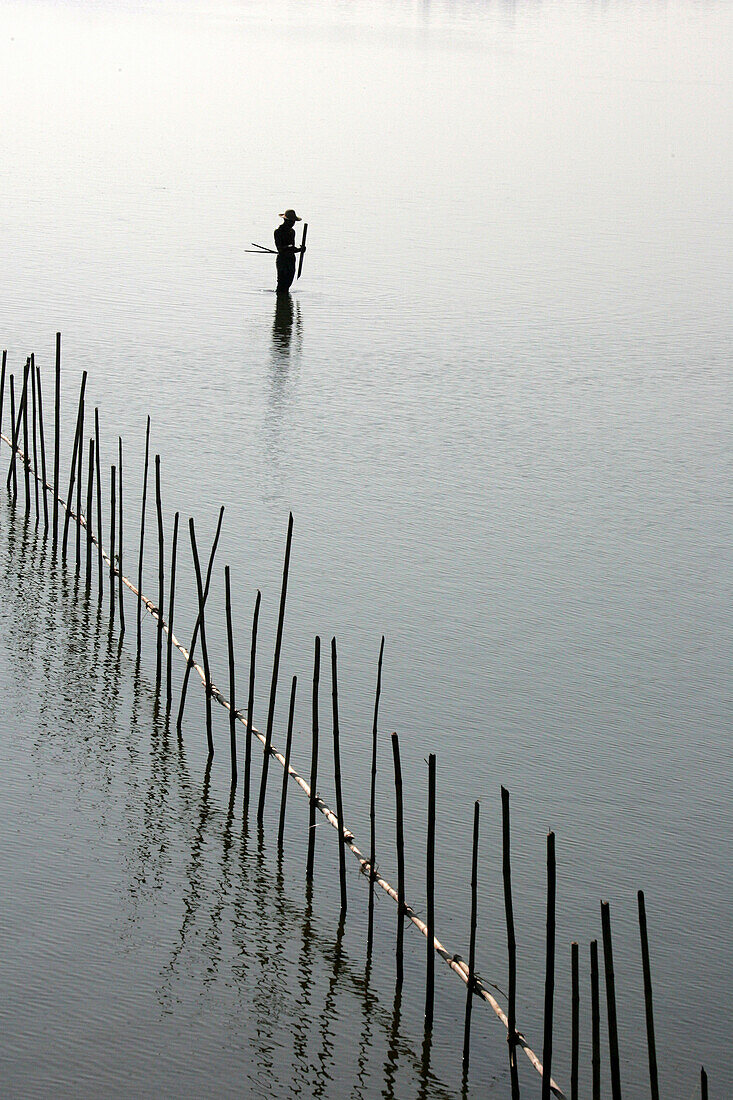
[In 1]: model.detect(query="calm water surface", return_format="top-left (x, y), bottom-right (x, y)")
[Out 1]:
top-left (1, 1), bottom-right (731, 1096)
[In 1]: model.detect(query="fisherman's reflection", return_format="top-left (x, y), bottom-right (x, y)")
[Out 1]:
top-left (272, 293), bottom-right (300, 358)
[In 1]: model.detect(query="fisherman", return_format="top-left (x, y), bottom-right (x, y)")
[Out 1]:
top-left (274, 209), bottom-right (305, 296)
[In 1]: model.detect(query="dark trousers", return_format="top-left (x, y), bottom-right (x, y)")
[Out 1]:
top-left (276, 254), bottom-right (296, 295)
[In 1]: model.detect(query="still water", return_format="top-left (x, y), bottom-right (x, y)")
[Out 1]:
top-left (0, 1), bottom-right (731, 1096)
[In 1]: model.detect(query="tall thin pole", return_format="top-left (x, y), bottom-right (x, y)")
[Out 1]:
top-left (21, 359), bottom-right (31, 514)
top-left (189, 517), bottom-right (214, 757)
top-left (462, 800), bottom-right (480, 1074)
top-left (590, 939), bottom-right (601, 1100)
top-left (166, 512), bottom-right (179, 710)
top-left (136, 415), bottom-right (151, 658)
top-left (701, 1067), bottom-right (708, 1100)
top-left (391, 732), bottom-right (405, 985)
top-left (0, 350), bottom-right (6, 443)
top-left (224, 564), bottom-right (238, 785)
top-left (154, 454), bottom-right (164, 692)
top-left (501, 786), bottom-right (521, 1099)
top-left (35, 362), bottom-right (49, 532)
top-left (75, 404), bottom-right (84, 571)
top-left (542, 831), bottom-right (556, 1100)
top-left (571, 942), bottom-right (579, 1100)
top-left (109, 466), bottom-right (117, 623)
top-left (637, 891), bottom-right (660, 1100)
top-left (331, 637), bottom-right (348, 918)
top-left (94, 408), bottom-right (103, 599)
top-left (368, 635), bottom-right (385, 952)
top-left (257, 512), bottom-right (294, 823)
top-left (305, 634), bottom-right (320, 879)
top-left (52, 332), bottom-right (60, 549)
top-left (601, 901), bottom-right (623, 1100)
top-left (85, 437), bottom-right (94, 588)
top-left (117, 437), bottom-right (125, 635)
top-left (425, 752), bottom-right (436, 1030)
top-left (176, 505), bottom-right (224, 732)
top-left (8, 376), bottom-right (17, 500)
top-left (277, 675), bottom-right (297, 847)
top-left (30, 356), bottom-right (39, 524)
top-left (243, 590), bottom-right (261, 818)
top-left (61, 371), bottom-right (87, 558)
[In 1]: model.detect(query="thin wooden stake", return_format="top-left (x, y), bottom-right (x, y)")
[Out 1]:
top-left (542, 831), bottom-right (556, 1100)
top-left (331, 637), bottom-right (348, 917)
top-left (425, 752), bottom-right (436, 1030)
top-left (136, 415), bottom-right (151, 658)
top-left (590, 939), bottom-right (600, 1100)
top-left (22, 360), bottom-right (31, 514)
top-left (701, 1066), bottom-right (708, 1100)
top-left (637, 890), bottom-right (659, 1100)
top-left (154, 454), bottom-right (164, 692)
top-left (94, 408), bottom-right (103, 599)
top-left (224, 564), bottom-right (237, 784)
top-left (257, 511), bottom-right (294, 823)
top-left (368, 635), bottom-right (385, 953)
top-left (109, 465), bottom-right (116, 623)
top-left (571, 942), bottom-right (579, 1100)
top-left (277, 674), bottom-right (297, 847)
top-left (189, 517), bottom-right (214, 757)
top-left (176, 505), bottom-right (224, 733)
top-left (501, 786), bottom-right (521, 1099)
top-left (35, 363), bottom-right (49, 532)
top-left (305, 634), bottom-right (320, 878)
top-left (601, 901), bottom-right (623, 1100)
top-left (61, 371), bottom-right (87, 559)
top-left (391, 732), bottom-right (405, 985)
top-left (8, 375), bottom-right (17, 500)
top-left (243, 589), bottom-right (261, 818)
top-left (85, 437), bottom-right (94, 587)
top-left (462, 800), bottom-right (480, 1073)
top-left (0, 350), bottom-right (6, 443)
top-left (166, 512), bottom-right (179, 710)
top-left (30, 356), bottom-right (39, 524)
top-left (52, 333), bottom-right (60, 550)
top-left (117, 437), bottom-right (125, 635)
top-left (75, 406), bottom-right (84, 571)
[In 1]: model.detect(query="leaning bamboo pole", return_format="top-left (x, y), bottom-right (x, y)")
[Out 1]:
top-left (0, 423), bottom-right (565, 1100)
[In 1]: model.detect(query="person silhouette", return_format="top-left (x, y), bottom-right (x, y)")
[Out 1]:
top-left (274, 209), bottom-right (305, 295)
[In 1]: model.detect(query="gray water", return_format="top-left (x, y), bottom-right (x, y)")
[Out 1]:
top-left (1, 0), bottom-right (731, 1096)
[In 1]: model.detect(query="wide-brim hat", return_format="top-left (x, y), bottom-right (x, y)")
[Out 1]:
top-left (280, 209), bottom-right (302, 221)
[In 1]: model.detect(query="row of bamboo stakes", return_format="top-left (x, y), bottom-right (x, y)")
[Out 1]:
top-left (0, 336), bottom-right (712, 1099)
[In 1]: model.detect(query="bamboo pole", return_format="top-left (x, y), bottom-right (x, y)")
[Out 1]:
top-left (8, 375), bottom-right (17, 500)
top-left (257, 511), bottom-right (294, 823)
top-left (637, 890), bottom-right (659, 1100)
top-left (306, 634), bottom-right (320, 879)
top-left (61, 371), bottom-right (87, 559)
top-left (166, 512), bottom-right (179, 710)
top-left (462, 800), bottom-right (480, 1073)
top-left (590, 939), bottom-right (600, 1100)
top-left (501, 785), bottom-right (521, 1099)
top-left (277, 674), bottom-right (297, 847)
top-left (75, 407), bottom-right (84, 571)
top-left (85, 438), bottom-right (94, 588)
top-left (136, 415), bottom-right (151, 658)
top-left (425, 753), bottom-right (436, 1030)
top-left (542, 831), bottom-right (557, 1100)
top-left (21, 360), bottom-right (30, 514)
top-left (601, 902), bottom-right (623, 1100)
top-left (117, 437), bottom-right (125, 635)
top-left (52, 333), bottom-right (60, 550)
top-left (95, 408), bottom-right (103, 599)
top-left (176, 504), bottom-right (224, 733)
top-left (189, 516), bottom-right (214, 757)
top-left (35, 362), bottom-right (49, 533)
top-left (30, 356), bottom-right (40, 524)
top-left (22, 360), bottom-right (31, 514)
top-left (391, 732), bottom-right (406, 986)
top-left (224, 564), bottom-right (237, 784)
top-left (331, 637), bottom-right (348, 917)
top-left (154, 454), bottom-right (164, 693)
top-left (368, 635), bottom-right (385, 954)
top-left (109, 466), bottom-right (116, 623)
top-left (243, 589), bottom-right (261, 818)
top-left (701, 1066), bottom-right (708, 1099)
top-left (571, 942), bottom-right (579, 1100)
